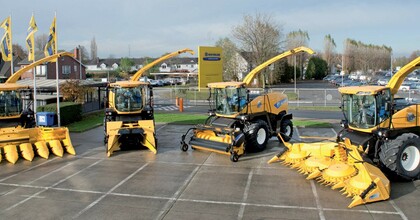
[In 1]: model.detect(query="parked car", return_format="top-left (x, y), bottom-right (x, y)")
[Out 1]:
top-left (377, 77), bottom-right (391, 86)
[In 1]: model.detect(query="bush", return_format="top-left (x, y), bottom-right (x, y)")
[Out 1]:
top-left (37, 102), bottom-right (82, 126)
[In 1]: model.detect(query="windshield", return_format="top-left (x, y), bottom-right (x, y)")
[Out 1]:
top-left (342, 89), bottom-right (391, 129)
top-left (214, 87), bottom-right (247, 115)
top-left (114, 86), bottom-right (143, 112)
top-left (0, 90), bottom-right (22, 117)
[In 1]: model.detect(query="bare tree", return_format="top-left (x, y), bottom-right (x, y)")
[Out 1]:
top-left (35, 34), bottom-right (48, 52)
top-left (215, 37), bottom-right (240, 81)
top-left (12, 44), bottom-right (27, 59)
top-left (286, 30), bottom-right (310, 79)
top-left (232, 13), bottom-right (283, 87)
top-left (90, 37), bottom-right (98, 61)
top-left (323, 34), bottom-right (336, 74)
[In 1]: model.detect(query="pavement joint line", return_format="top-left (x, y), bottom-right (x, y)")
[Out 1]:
top-left (77, 155), bottom-right (292, 170)
top-left (310, 180), bottom-right (326, 220)
top-left (0, 157), bottom-right (59, 182)
top-left (295, 127), bottom-right (302, 141)
top-left (388, 200), bottom-right (408, 220)
top-left (72, 162), bottom-right (149, 219)
top-left (0, 147), bottom-right (100, 183)
top-left (156, 165), bottom-right (201, 220)
top-left (3, 158), bottom-right (104, 213)
top-left (0, 162), bottom-right (74, 197)
top-left (0, 182), bottom-right (401, 216)
top-left (331, 128), bottom-right (338, 137)
top-left (238, 169), bottom-right (254, 220)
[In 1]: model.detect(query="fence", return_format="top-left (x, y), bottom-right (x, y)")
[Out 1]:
top-left (152, 87), bottom-right (420, 108)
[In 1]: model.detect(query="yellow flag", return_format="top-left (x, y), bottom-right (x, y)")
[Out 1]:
top-left (26, 15), bottom-right (38, 61)
top-left (0, 16), bottom-right (12, 62)
top-left (44, 17), bottom-right (56, 60)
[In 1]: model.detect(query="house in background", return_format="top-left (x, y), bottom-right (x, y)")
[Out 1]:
top-left (0, 54), bottom-right (24, 82)
top-left (18, 48), bottom-right (86, 80)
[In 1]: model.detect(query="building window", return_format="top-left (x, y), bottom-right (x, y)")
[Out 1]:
top-left (74, 65), bottom-right (77, 72)
top-left (62, 65), bottom-right (71, 74)
top-left (35, 65), bottom-right (46, 76)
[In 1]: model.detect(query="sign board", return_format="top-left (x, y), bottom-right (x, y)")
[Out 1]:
top-left (198, 46), bottom-right (223, 90)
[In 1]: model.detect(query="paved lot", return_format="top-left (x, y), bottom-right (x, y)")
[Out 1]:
top-left (0, 123), bottom-right (419, 220)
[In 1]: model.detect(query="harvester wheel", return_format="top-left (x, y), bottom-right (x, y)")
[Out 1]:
top-left (278, 119), bottom-right (293, 142)
top-left (181, 143), bottom-right (188, 152)
top-left (244, 120), bottom-right (269, 152)
top-left (230, 153), bottom-right (239, 162)
top-left (379, 133), bottom-right (420, 180)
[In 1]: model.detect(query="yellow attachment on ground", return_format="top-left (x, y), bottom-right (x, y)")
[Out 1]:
top-left (269, 136), bottom-right (390, 208)
top-left (195, 130), bottom-right (232, 144)
top-left (0, 126), bottom-right (75, 164)
top-left (106, 119), bottom-right (156, 157)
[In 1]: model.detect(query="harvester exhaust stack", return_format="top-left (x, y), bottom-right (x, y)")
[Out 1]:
top-left (269, 135), bottom-right (390, 208)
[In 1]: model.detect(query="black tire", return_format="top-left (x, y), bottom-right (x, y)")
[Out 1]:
top-left (181, 143), bottom-right (188, 152)
top-left (278, 119), bottom-right (293, 142)
top-left (379, 133), bottom-right (420, 180)
top-left (244, 120), bottom-right (269, 152)
top-left (230, 153), bottom-right (239, 162)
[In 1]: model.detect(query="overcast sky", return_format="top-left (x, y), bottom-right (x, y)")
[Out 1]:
top-left (1, 0), bottom-right (418, 58)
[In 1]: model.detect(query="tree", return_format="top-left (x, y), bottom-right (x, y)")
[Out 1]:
top-left (285, 30), bottom-right (310, 79)
top-left (90, 37), bottom-right (98, 60)
top-left (306, 56), bottom-right (328, 80)
top-left (13, 44), bottom-right (27, 59)
top-left (118, 57), bottom-right (134, 79)
top-left (78, 45), bottom-right (90, 63)
top-left (232, 13), bottom-right (283, 87)
top-left (60, 80), bottom-right (89, 103)
top-left (35, 34), bottom-right (48, 52)
top-left (323, 34), bottom-right (336, 74)
top-left (215, 37), bottom-right (240, 81)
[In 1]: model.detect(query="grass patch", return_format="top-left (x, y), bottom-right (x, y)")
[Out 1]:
top-left (155, 113), bottom-right (208, 124)
top-left (67, 111), bottom-right (103, 132)
top-left (67, 111), bottom-right (331, 132)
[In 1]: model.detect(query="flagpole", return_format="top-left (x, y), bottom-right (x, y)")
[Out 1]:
top-left (32, 13), bottom-right (37, 118)
top-left (10, 14), bottom-right (13, 75)
top-left (54, 12), bottom-right (61, 127)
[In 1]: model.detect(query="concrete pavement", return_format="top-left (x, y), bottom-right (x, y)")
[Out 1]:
top-left (0, 123), bottom-right (418, 219)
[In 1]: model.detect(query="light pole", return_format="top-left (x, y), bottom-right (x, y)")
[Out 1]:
top-left (78, 45), bottom-right (82, 79)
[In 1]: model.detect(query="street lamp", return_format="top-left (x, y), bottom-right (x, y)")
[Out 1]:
top-left (78, 45), bottom-right (82, 79)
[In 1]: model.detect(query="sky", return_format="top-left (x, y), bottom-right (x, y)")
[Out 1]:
top-left (1, 0), bottom-right (418, 58)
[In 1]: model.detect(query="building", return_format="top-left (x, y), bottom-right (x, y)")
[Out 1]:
top-left (17, 49), bottom-right (86, 80)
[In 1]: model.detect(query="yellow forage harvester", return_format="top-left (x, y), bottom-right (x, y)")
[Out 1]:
top-left (269, 136), bottom-right (390, 208)
top-left (104, 48), bottom-right (194, 156)
top-left (0, 52), bottom-right (77, 164)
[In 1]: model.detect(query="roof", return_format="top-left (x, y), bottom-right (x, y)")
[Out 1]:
top-left (207, 81), bottom-right (245, 88)
top-left (18, 53), bottom-right (86, 67)
top-left (338, 85), bottom-right (387, 95)
top-left (0, 55), bottom-right (23, 77)
top-left (15, 79), bottom-right (107, 89)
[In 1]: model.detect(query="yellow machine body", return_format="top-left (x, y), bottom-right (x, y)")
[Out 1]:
top-left (104, 48), bottom-right (194, 156)
top-left (181, 47), bottom-right (315, 162)
top-left (269, 56), bottom-right (420, 208)
top-left (0, 52), bottom-right (77, 164)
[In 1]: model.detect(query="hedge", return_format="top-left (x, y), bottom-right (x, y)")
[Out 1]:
top-left (37, 102), bottom-right (82, 126)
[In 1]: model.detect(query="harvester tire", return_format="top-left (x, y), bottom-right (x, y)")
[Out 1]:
top-left (379, 133), bottom-right (420, 180)
top-left (181, 143), bottom-right (188, 151)
top-left (278, 119), bottom-right (293, 142)
top-left (230, 153), bottom-right (239, 162)
top-left (244, 120), bottom-right (269, 152)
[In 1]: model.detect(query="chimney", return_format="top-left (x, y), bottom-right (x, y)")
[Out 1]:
top-left (74, 47), bottom-right (80, 60)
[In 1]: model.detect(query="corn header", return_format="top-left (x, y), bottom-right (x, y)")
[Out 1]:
top-left (0, 52), bottom-right (76, 164)
top-left (104, 48), bottom-right (194, 156)
top-left (269, 56), bottom-right (420, 208)
top-left (180, 47), bottom-right (314, 162)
